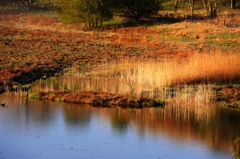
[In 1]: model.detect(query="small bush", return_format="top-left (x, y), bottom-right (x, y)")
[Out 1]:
top-left (221, 101), bottom-right (240, 108)
top-left (1, 101), bottom-right (5, 106)
top-left (54, 98), bottom-right (61, 103)
top-left (153, 99), bottom-right (165, 107)
top-left (28, 93), bottom-right (41, 99)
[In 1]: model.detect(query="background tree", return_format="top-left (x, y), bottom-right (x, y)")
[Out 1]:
top-left (58, 0), bottom-right (113, 29)
top-left (117, 0), bottom-right (161, 23)
top-left (174, 0), bottom-right (179, 13)
top-left (19, 0), bottom-right (36, 11)
top-left (188, 0), bottom-right (195, 17)
top-left (0, 0), bottom-right (36, 11)
top-left (202, 0), bottom-right (218, 17)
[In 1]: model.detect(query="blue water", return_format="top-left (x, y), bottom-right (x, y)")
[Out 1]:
top-left (0, 93), bottom-right (238, 159)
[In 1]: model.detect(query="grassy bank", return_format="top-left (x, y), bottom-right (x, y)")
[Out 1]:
top-left (0, 9), bottom-right (240, 107)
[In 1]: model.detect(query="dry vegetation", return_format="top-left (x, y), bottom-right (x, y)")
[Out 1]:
top-left (114, 52), bottom-right (240, 86)
top-left (30, 52), bottom-right (240, 106)
top-left (0, 9), bottom-right (240, 106)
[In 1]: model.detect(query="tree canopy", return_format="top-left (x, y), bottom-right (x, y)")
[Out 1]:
top-left (116, 0), bottom-right (161, 23)
top-left (58, 0), bottom-right (113, 28)
top-left (0, 0), bottom-right (239, 29)
top-left (56, 0), bottom-right (161, 28)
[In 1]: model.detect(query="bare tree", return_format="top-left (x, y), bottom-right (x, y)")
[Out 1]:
top-left (203, 0), bottom-right (208, 15)
top-left (20, 0), bottom-right (34, 11)
top-left (203, 0), bottom-right (218, 18)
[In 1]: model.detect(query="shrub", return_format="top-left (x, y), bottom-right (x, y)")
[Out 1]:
top-left (153, 99), bottom-right (165, 107)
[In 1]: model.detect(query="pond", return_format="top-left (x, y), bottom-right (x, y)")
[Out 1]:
top-left (0, 93), bottom-right (239, 159)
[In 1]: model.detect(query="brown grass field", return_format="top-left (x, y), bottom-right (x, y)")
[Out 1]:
top-left (0, 7), bottom-right (240, 104)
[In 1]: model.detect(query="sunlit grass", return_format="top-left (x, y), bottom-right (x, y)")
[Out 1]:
top-left (1, 11), bottom-right (240, 107)
top-left (107, 52), bottom-right (240, 86)
top-left (34, 52), bottom-right (239, 106)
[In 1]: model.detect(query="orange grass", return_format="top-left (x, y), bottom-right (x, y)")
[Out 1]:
top-left (30, 52), bottom-right (240, 106)
top-left (113, 52), bottom-right (240, 87)
top-left (55, 52), bottom-right (239, 101)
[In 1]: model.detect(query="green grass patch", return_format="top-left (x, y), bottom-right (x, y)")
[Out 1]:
top-left (54, 98), bottom-right (61, 103)
top-left (103, 17), bottom-right (124, 27)
top-left (28, 93), bottom-right (41, 99)
top-left (205, 32), bottom-right (240, 41)
top-left (181, 36), bottom-right (197, 42)
top-left (204, 33), bottom-right (240, 51)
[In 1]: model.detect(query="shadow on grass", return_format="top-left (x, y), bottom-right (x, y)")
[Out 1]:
top-left (0, 3), bottom-right (54, 15)
top-left (102, 17), bottom-right (184, 30)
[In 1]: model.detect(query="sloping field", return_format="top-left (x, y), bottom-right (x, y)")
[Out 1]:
top-left (0, 12), bottom-right (240, 93)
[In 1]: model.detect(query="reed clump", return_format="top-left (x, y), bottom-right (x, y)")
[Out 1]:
top-left (88, 52), bottom-right (240, 103)
top-left (113, 52), bottom-right (240, 87)
top-left (29, 52), bottom-right (240, 106)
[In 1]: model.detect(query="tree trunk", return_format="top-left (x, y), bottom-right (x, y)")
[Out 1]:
top-left (214, 0), bottom-right (218, 15)
top-left (100, 17), bottom-right (103, 28)
top-left (26, 0), bottom-right (30, 11)
top-left (174, 0), bottom-right (179, 13)
top-left (207, 0), bottom-right (218, 18)
top-left (20, 0), bottom-right (30, 11)
top-left (231, 0), bottom-right (236, 9)
top-left (53, 0), bottom-right (56, 11)
top-left (188, 0), bottom-right (194, 17)
top-left (203, 0), bottom-right (208, 15)
top-left (208, 0), bottom-right (213, 18)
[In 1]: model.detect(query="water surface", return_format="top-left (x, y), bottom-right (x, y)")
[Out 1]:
top-left (0, 93), bottom-right (239, 159)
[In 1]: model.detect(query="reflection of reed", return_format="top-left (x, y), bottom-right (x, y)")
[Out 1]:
top-left (1, 93), bottom-right (238, 156)
top-left (0, 93), bottom-right (59, 127)
top-left (96, 103), bottom-right (239, 153)
top-left (165, 100), bottom-right (215, 125)
top-left (233, 136), bottom-right (240, 159)
top-left (0, 92), bottom-right (28, 107)
top-left (62, 103), bottom-right (92, 127)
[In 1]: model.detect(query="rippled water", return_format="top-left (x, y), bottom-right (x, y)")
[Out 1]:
top-left (0, 93), bottom-right (239, 159)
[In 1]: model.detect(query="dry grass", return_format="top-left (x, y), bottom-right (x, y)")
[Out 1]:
top-left (110, 52), bottom-right (240, 87)
top-left (52, 52), bottom-right (240, 104)
top-left (104, 21), bottom-right (240, 54)
top-left (1, 12), bottom-right (240, 102)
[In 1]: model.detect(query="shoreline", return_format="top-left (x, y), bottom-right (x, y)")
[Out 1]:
top-left (0, 12), bottom-right (240, 109)
top-left (29, 90), bottom-right (166, 108)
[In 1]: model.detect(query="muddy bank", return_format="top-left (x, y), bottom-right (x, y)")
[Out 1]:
top-left (214, 85), bottom-right (240, 108)
top-left (0, 67), bottom-right (63, 93)
top-left (0, 83), bottom-right (3, 93)
top-left (33, 91), bottom-right (165, 108)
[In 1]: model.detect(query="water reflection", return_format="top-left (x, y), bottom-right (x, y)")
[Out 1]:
top-left (110, 108), bottom-right (129, 134)
top-left (62, 103), bottom-right (91, 129)
top-left (0, 93), bottom-right (60, 128)
top-left (96, 102), bottom-right (240, 155)
top-left (0, 93), bottom-right (239, 159)
top-left (233, 136), bottom-right (240, 158)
